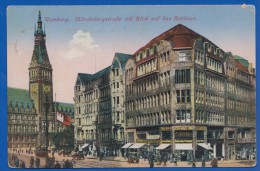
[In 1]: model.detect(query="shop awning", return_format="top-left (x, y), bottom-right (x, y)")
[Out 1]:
top-left (121, 143), bottom-right (133, 149)
top-left (129, 143), bottom-right (146, 149)
top-left (175, 143), bottom-right (193, 150)
top-left (155, 144), bottom-right (171, 150)
top-left (198, 143), bottom-right (213, 150)
top-left (81, 143), bottom-right (89, 149)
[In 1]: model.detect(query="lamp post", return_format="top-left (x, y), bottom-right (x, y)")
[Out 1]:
top-left (44, 95), bottom-right (50, 163)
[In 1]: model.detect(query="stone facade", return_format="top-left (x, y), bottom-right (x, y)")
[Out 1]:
top-left (74, 53), bottom-right (131, 154)
top-left (7, 11), bottom-right (74, 151)
top-left (124, 24), bottom-right (256, 161)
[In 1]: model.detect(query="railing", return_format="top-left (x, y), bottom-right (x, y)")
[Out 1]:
top-left (237, 138), bottom-right (256, 143)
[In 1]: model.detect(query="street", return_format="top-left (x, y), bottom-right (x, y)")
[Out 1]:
top-left (8, 152), bottom-right (256, 168)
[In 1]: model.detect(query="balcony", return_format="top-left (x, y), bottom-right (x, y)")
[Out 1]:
top-left (237, 138), bottom-right (256, 144)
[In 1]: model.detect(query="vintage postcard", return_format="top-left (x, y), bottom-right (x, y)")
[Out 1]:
top-left (6, 5), bottom-right (256, 168)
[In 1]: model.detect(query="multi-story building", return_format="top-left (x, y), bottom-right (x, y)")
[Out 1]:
top-left (74, 53), bottom-right (131, 154)
top-left (124, 24), bottom-right (256, 161)
top-left (7, 11), bottom-right (74, 151)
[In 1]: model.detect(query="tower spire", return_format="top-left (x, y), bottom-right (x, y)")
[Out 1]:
top-left (36, 10), bottom-right (44, 34)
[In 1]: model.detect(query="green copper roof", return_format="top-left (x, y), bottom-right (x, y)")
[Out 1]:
top-left (233, 55), bottom-right (249, 67)
top-left (91, 66), bottom-right (111, 80)
top-left (54, 102), bottom-right (74, 118)
top-left (77, 73), bottom-right (92, 85)
top-left (112, 53), bottom-right (132, 70)
top-left (8, 87), bottom-right (34, 108)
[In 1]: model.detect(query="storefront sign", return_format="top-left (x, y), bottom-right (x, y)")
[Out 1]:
top-left (160, 127), bottom-right (172, 131)
top-left (136, 139), bottom-right (147, 143)
top-left (147, 134), bottom-right (160, 139)
top-left (175, 130), bottom-right (193, 140)
top-left (174, 126), bottom-right (193, 130)
top-left (175, 140), bottom-right (192, 143)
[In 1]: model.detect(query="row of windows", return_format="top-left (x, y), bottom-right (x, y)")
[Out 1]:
top-left (159, 71), bottom-right (170, 86)
top-left (176, 89), bottom-right (190, 103)
top-left (8, 125), bottom-right (37, 132)
top-left (176, 110), bottom-right (191, 123)
top-left (137, 59), bottom-right (157, 77)
top-left (206, 93), bottom-right (225, 107)
top-left (195, 70), bottom-right (204, 85)
top-left (175, 69), bottom-right (191, 84)
top-left (195, 50), bottom-right (204, 64)
top-left (98, 114), bottom-right (111, 124)
top-left (178, 51), bottom-right (191, 62)
top-left (136, 45), bottom-right (158, 62)
top-left (205, 112), bottom-right (224, 125)
top-left (195, 90), bottom-right (204, 104)
top-left (206, 57), bottom-right (222, 73)
top-left (8, 135), bottom-right (37, 142)
top-left (206, 75), bottom-right (224, 91)
top-left (159, 51), bottom-right (170, 67)
top-left (126, 95), bottom-right (159, 111)
top-left (127, 111), bottom-right (172, 127)
top-left (9, 115), bottom-right (36, 120)
top-left (126, 68), bottom-right (134, 80)
top-left (237, 70), bottom-right (249, 83)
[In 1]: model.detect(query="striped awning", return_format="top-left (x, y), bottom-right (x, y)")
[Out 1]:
top-left (121, 143), bottom-right (133, 149)
top-left (155, 144), bottom-right (171, 150)
top-left (129, 143), bottom-right (146, 149)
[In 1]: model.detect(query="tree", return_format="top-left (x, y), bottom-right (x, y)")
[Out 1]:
top-left (50, 125), bottom-right (74, 151)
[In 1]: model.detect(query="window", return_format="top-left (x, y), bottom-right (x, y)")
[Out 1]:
top-left (117, 96), bottom-right (119, 105)
top-left (176, 90), bottom-right (190, 103)
top-left (176, 110), bottom-right (191, 123)
top-left (179, 52), bottom-right (187, 61)
top-left (175, 69), bottom-right (190, 84)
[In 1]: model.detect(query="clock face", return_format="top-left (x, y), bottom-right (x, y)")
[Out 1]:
top-left (30, 84), bottom-right (38, 92)
top-left (43, 84), bottom-right (51, 92)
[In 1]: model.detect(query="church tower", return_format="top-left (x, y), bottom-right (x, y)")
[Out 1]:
top-left (29, 11), bottom-right (53, 115)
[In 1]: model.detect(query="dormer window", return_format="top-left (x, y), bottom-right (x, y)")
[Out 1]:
top-left (208, 45), bottom-right (212, 52)
top-left (146, 49), bottom-right (150, 57)
top-left (153, 45), bottom-right (157, 53)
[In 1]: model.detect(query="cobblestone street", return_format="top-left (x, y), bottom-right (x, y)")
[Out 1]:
top-left (8, 152), bottom-right (256, 168)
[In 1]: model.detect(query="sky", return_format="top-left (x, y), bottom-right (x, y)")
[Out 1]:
top-left (7, 5), bottom-right (255, 103)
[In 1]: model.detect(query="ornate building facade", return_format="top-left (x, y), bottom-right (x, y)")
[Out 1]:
top-left (124, 24), bottom-right (256, 160)
top-left (8, 11), bottom-right (74, 151)
top-left (74, 53), bottom-right (131, 153)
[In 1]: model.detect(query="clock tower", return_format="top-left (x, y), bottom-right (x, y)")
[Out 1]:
top-left (29, 11), bottom-right (53, 124)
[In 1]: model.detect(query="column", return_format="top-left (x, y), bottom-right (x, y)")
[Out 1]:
top-left (213, 144), bottom-right (217, 158)
top-left (222, 143), bottom-right (225, 160)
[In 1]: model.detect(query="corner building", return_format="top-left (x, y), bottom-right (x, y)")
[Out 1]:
top-left (124, 24), bottom-right (256, 161)
top-left (74, 53), bottom-right (131, 154)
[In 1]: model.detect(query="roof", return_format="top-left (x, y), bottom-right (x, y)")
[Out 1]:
top-left (133, 24), bottom-right (223, 56)
top-left (112, 53), bottom-right (132, 70)
top-left (8, 87), bottom-right (34, 109)
top-left (77, 73), bottom-right (92, 85)
top-left (235, 60), bottom-right (249, 73)
top-left (90, 66), bottom-right (111, 80)
top-left (54, 102), bottom-right (74, 117)
top-left (233, 55), bottom-right (249, 68)
top-left (8, 87), bottom-right (74, 117)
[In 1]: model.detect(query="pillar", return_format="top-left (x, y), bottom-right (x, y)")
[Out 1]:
top-left (213, 144), bottom-right (217, 158)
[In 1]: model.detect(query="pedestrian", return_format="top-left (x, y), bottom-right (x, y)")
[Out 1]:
top-left (54, 161), bottom-right (61, 168)
top-left (173, 156), bottom-right (177, 166)
top-left (20, 160), bottom-right (26, 168)
top-left (14, 158), bottom-right (19, 168)
top-left (201, 158), bottom-right (206, 167)
top-left (192, 159), bottom-right (196, 167)
top-left (30, 156), bottom-right (35, 168)
top-left (211, 158), bottom-right (218, 167)
top-left (35, 157), bottom-right (40, 168)
top-left (63, 159), bottom-right (70, 168)
top-left (149, 154), bottom-right (155, 168)
top-left (163, 155), bottom-right (168, 167)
